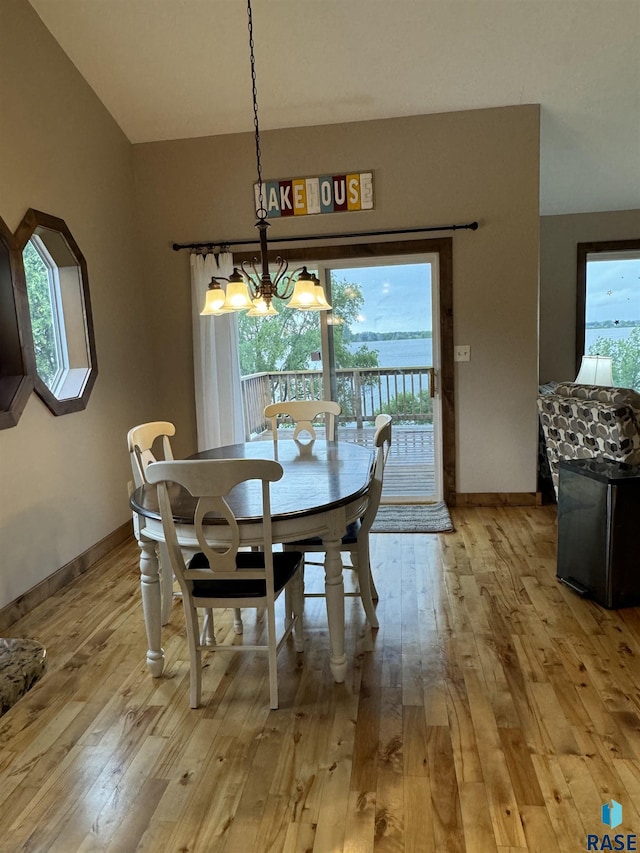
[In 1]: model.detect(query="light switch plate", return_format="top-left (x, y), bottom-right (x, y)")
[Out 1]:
top-left (455, 345), bottom-right (470, 362)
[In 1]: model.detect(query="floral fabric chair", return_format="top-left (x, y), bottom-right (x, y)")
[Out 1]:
top-left (537, 383), bottom-right (640, 497)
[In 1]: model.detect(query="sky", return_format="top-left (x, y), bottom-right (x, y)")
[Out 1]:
top-left (586, 258), bottom-right (640, 324)
top-left (327, 257), bottom-right (640, 333)
top-left (330, 263), bottom-right (432, 333)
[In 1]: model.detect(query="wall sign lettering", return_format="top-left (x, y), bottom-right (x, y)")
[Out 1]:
top-left (254, 172), bottom-right (374, 218)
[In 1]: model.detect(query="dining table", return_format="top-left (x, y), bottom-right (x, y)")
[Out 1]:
top-left (130, 438), bottom-right (375, 683)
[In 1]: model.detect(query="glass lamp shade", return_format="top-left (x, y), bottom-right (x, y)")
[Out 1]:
top-left (285, 267), bottom-right (316, 309)
top-left (200, 281), bottom-right (227, 315)
top-left (312, 276), bottom-right (332, 310)
top-left (247, 297), bottom-right (278, 316)
top-left (575, 355), bottom-right (614, 386)
top-left (287, 278), bottom-right (317, 309)
top-left (223, 279), bottom-right (253, 311)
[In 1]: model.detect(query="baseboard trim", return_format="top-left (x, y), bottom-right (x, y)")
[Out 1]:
top-left (455, 492), bottom-right (542, 507)
top-left (0, 520), bottom-right (134, 633)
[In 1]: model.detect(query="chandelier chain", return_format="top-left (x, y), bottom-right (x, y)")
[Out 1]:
top-left (247, 0), bottom-right (266, 219)
top-left (199, 0), bottom-right (333, 314)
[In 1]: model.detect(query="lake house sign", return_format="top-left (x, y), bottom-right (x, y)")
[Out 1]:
top-left (254, 172), bottom-right (374, 219)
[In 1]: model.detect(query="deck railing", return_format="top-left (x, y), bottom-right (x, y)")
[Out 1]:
top-left (241, 367), bottom-right (435, 437)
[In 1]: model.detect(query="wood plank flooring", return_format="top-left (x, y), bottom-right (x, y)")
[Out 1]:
top-left (1, 506), bottom-right (639, 852)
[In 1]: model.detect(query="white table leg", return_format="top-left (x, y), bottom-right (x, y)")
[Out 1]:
top-left (323, 535), bottom-right (347, 683)
top-left (138, 537), bottom-right (165, 677)
top-left (158, 541), bottom-right (174, 626)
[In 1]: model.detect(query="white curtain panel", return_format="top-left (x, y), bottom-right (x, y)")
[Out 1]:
top-left (190, 252), bottom-right (245, 450)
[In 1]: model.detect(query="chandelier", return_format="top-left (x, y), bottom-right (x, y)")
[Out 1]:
top-left (201, 0), bottom-right (332, 318)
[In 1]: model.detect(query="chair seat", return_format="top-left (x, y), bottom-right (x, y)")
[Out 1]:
top-left (289, 520), bottom-right (361, 548)
top-left (189, 550), bottom-right (303, 598)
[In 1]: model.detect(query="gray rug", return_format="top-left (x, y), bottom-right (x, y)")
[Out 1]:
top-left (372, 502), bottom-right (454, 533)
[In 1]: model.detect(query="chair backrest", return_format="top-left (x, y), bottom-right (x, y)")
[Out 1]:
top-left (358, 415), bottom-right (392, 534)
top-left (360, 445), bottom-right (386, 535)
top-left (374, 413), bottom-right (392, 463)
top-left (264, 400), bottom-right (341, 441)
top-left (127, 421), bottom-right (176, 488)
top-left (145, 458), bottom-right (284, 595)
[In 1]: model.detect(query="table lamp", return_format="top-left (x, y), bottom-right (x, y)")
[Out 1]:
top-left (575, 355), bottom-right (614, 386)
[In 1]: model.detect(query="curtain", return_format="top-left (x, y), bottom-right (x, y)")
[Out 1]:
top-left (191, 252), bottom-right (246, 450)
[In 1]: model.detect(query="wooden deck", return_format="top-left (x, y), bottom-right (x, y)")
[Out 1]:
top-left (255, 425), bottom-right (436, 501)
top-left (340, 425), bottom-right (436, 501)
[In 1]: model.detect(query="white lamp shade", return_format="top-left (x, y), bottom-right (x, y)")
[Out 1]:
top-left (247, 297), bottom-right (278, 316)
top-left (200, 283), bottom-right (227, 315)
top-left (223, 280), bottom-right (253, 311)
top-left (287, 278), bottom-right (317, 309)
top-left (312, 282), bottom-right (332, 310)
top-left (575, 355), bottom-right (614, 386)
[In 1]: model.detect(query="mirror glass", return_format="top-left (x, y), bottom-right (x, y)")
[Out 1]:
top-left (17, 210), bottom-right (97, 415)
top-left (0, 215), bottom-right (33, 428)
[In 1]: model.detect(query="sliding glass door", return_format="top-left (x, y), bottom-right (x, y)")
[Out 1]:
top-left (317, 256), bottom-right (441, 502)
top-left (234, 238), bottom-right (454, 505)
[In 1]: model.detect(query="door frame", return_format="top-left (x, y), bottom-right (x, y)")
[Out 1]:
top-left (234, 237), bottom-right (456, 505)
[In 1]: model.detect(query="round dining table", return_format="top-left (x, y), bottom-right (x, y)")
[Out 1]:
top-left (130, 439), bottom-right (375, 683)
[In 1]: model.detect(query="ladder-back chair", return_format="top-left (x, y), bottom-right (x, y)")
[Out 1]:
top-left (145, 458), bottom-right (304, 709)
top-left (264, 400), bottom-right (341, 441)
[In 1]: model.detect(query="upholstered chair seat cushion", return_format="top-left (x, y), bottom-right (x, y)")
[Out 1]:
top-left (287, 520), bottom-right (361, 549)
top-left (189, 550), bottom-right (303, 598)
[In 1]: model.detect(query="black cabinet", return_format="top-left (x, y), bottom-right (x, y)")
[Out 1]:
top-left (557, 458), bottom-right (640, 608)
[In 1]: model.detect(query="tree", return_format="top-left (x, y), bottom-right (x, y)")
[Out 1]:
top-left (376, 389), bottom-right (434, 424)
top-left (238, 278), bottom-right (379, 375)
top-left (589, 328), bottom-right (640, 392)
top-left (22, 241), bottom-right (58, 388)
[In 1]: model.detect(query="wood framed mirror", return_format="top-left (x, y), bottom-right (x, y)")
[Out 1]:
top-left (15, 209), bottom-right (98, 416)
top-left (0, 214), bottom-right (34, 429)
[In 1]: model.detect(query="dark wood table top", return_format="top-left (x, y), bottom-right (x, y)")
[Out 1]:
top-left (130, 440), bottom-right (375, 526)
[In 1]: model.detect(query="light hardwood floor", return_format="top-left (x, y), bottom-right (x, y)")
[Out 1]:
top-left (1, 506), bottom-right (639, 852)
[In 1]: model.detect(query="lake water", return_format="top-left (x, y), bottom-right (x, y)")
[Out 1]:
top-left (585, 326), bottom-right (635, 350)
top-left (346, 327), bottom-right (636, 368)
top-left (346, 336), bottom-right (432, 367)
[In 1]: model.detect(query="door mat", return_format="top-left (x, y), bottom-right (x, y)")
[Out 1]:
top-left (372, 502), bottom-right (454, 533)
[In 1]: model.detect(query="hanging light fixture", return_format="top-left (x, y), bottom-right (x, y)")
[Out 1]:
top-left (201, 0), bottom-right (332, 317)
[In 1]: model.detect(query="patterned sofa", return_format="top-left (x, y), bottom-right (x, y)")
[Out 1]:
top-left (537, 383), bottom-right (640, 497)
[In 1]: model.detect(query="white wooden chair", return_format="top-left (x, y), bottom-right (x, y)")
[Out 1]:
top-left (127, 422), bottom-right (241, 639)
top-left (127, 422), bottom-right (177, 625)
top-left (145, 458), bottom-right (305, 709)
top-left (127, 421), bottom-right (176, 489)
top-left (264, 400), bottom-right (341, 441)
top-left (285, 414), bottom-right (392, 629)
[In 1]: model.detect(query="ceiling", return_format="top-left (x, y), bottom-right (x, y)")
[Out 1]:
top-left (27, 0), bottom-right (640, 216)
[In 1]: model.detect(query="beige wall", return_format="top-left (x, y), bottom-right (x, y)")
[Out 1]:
top-left (0, 0), bottom-right (158, 608)
top-left (540, 209), bottom-right (640, 383)
top-left (134, 105), bottom-right (541, 497)
top-left (0, 0), bottom-right (541, 611)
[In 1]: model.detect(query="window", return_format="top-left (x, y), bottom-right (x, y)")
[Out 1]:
top-left (576, 239), bottom-right (640, 392)
top-left (16, 209), bottom-right (97, 415)
top-left (23, 238), bottom-right (67, 396)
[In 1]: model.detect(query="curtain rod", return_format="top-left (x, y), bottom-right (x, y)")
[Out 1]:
top-left (172, 221), bottom-right (479, 252)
